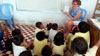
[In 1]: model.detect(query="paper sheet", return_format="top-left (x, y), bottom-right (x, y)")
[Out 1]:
top-left (90, 18), bottom-right (100, 30)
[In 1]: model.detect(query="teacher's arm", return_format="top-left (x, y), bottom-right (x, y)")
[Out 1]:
top-left (65, 10), bottom-right (82, 21)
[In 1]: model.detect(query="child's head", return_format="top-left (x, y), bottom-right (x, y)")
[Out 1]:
top-left (36, 31), bottom-right (47, 41)
top-left (46, 23), bottom-right (52, 30)
top-left (13, 35), bottom-right (24, 46)
top-left (36, 22), bottom-right (44, 29)
top-left (54, 32), bottom-right (64, 46)
top-left (52, 54), bottom-right (61, 56)
top-left (72, 25), bottom-right (79, 35)
top-left (19, 50), bottom-right (32, 56)
top-left (12, 28), bottom-right (21, 36)
top-left (78, 21), bottom-right (90, 33)
top-left (72, 37), bottom-right (88, 54)
top-left (41, 45), bottom-right (52, 56)
top-left (51, 23), bottom-right (58, 30)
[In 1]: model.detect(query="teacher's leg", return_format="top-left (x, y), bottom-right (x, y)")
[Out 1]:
top-left (64, 20), bottom-right (73, 39)
top-left (65, 19), bottom-right (70, 32)
top-left (68, 21), bottom-right (74, 33)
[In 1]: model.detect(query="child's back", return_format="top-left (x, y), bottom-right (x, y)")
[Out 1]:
top-left (67, 25), bottom-right (79, 49)
top-left (12, 35), bottom-right (26, 56)
top-left (71, 37), bottom-right (100, 56)
top-left (52, 32), bottom-right (66, 55)
top-left (33, 31), bottom-right (48, 56)
top-left (71, 21), bottom-right (90, 48)
top-left (48, 23), bottom-right (58, 42)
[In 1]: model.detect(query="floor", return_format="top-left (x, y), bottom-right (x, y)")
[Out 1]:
top-left (1, 24), bottom-right (35, 56)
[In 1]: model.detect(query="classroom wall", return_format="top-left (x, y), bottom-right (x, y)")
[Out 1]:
top-left (2, 0), bottom-right (97, 27)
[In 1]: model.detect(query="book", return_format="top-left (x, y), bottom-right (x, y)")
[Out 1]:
top-left (63, 5), bottom-right (69, 12)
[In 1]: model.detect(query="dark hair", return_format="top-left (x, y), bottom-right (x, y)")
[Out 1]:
top-left (72, 25), bottom-right (79, 35)
top-left (19, 50), bottom-right (32, 56)
top-left (36, 31), bottom-right (47, 41)
top-left (46, 23), bottom-right (52, 30)
top-left (78, 21), bottom-right (90, 33)
top-left (72, 0), bottom-right (81, 6)
top-left (54, 32), bottom-right (64, 46)
top-left (72, 37), bottom-right (88, 54)
top-left (36, 22), bottom-right (42, 28)
top-left (12, 28), bottom-right (21, 36)
top-left (41, 45), bottom-right (52, 56)
top-left (51, 23), bottom-right (58, 30)
top-left (13, 35), bottom-right (24, 46)
top-left (52, 54), bottom-right (61, 56)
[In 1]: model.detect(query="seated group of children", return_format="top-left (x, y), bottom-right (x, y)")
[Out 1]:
top-left (33, 21), bottom-right (100, 56)
top-left (34, 22), bottom-right (65, 56)
top-left (0, 21), bottom-right (100, 56)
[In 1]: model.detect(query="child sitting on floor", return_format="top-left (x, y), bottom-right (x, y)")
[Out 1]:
top-left (48, 23), bottom-right (58, 42)
top-left (34, 22), bottom-right (45, 37)
top-left (0, 29), bottom-right (4, 51)
top-left (71, 37), bottom-right (100, 56)
top-left (41, 45), bottom-right (52, 56)
top-left (66, 25), bottom-right (79, 49)
top-left (33, 31), bottom-right (48, 56)
top-left (5, 28), bottom-right (22, 51)
top-left (71, 21), bottom-right (90, 48)
top-left (0, 24), bottom-right (5, 51)
top-left (12, 35), bottom-right (27, 56)
top-left (52, 32), bottom-right (66, 56)
top-left (45, 23), bottom-right (52, 36)
top-left (12, 28), bottom-right (33, 49)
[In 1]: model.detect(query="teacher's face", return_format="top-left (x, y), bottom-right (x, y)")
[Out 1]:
top-left (72, 2), bottom-right (79, 8)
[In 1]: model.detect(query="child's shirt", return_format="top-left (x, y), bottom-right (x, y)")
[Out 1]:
top-left (45, 28), bottom-right (49, 36)
top-left (33, 37), bottom-right (48, 56)
top-left (52, 42), bottom-right (66, 56)
top-left (48, 29), bottom-right (58, 42)
top-left (34, 27), bottom-right (43, 37)
top-left (71, 31), bottom-right (90, 48)
top-left (74, 46), bottom-right (98, 56)
top-left (66, 33), bottom-right (74, 49)
top-left (12, 43), bottom-right (26, 56)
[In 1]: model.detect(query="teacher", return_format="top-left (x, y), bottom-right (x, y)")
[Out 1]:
top-left (64, 0), bottom-right (84, 37)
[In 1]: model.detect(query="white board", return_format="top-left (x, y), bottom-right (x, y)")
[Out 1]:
top-left (16, 0), bottom-right (65, 11)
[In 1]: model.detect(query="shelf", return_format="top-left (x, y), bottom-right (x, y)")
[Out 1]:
top-left (94, 14), bottom-right (100, 17)
top-left (97, 3), bottom-right (100, 6)
top-left (92, 0), bottom-right (100, 18)
top-left (97, 3), bottom-right (100, 5)
top-left (96, 8), bottom-right (100, 10)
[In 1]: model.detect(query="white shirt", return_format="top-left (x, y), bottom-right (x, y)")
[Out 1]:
top-left (74, 46), bottom-right (98, 56)
top-left (12, 43), bottom-right (26, 56)
top-left (48, 29), bottom-right (58, 42)
top-left (85, 46), bottom-right (98, 56)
